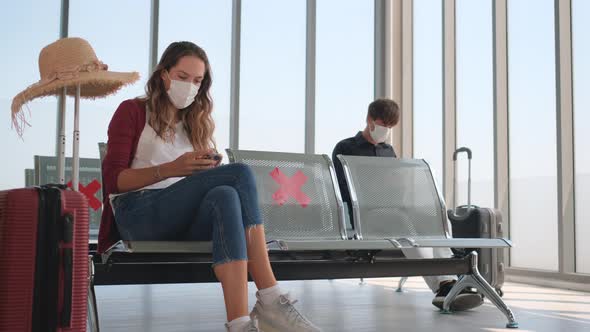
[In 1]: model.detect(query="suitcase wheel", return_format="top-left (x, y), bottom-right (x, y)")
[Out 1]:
top-left (496, 288), bottom-right (504, 297)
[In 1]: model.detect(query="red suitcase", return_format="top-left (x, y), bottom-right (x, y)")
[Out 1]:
top-left (0, 185), bottom-right (89, 332)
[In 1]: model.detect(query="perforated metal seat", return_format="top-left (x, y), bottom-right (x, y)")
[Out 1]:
top-left (227, 149), bottom-right (355, 250)
top-left (337, 155), bottom-right (511, 249)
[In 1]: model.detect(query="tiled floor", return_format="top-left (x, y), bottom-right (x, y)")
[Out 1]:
top-left (95, 277), bottom-right (590, 331)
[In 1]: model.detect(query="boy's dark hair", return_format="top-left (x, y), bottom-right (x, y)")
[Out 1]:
top-left (367, 98), bottom-right (400, 126)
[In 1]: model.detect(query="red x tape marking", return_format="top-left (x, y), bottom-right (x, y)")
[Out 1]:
top-left (67, 179), bottom-right (102, 211)
top-left (269, 167), bottom-right (311, 208)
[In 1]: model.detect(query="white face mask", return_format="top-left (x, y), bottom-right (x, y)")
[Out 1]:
top-left (369, 122), bottom-right (391, 143)
top-left (166, 78), bottom-right (200, 109)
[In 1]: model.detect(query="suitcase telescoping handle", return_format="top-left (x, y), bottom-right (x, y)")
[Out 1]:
top-left (453, 147), bottom-right (472, 161)
top-left (452, 146), bottom-right (472, 210)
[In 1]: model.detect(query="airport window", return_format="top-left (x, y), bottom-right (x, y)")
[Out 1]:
top-left (508, 0), bottom-right (558, 271)
top-left (455, 0), bottom-right (494, 209)
top-left (69, 0), bottom-right (151, 239)
top-left (238, 0), bottom-right (306, 153)
top-left (413, 0), bottom-right (444, 188)
top-left (572, 0), bottom-right (590, 274)
top-left (158, 0), bottom-right (232, 159)
top-left (0, 1), bottom-right (60, 190)
top-left (314, 0), bottom-right (374, 157)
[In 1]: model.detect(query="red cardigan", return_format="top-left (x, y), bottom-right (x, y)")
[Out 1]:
top-left (98, 98), bottom-right (146, 253)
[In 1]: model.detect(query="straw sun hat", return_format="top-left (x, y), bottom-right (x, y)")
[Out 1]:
top-left (11, 37), bottom-right (139, 134)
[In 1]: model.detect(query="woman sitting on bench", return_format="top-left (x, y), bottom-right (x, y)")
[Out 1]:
top-left (99, 41), bottom-right (321, 332)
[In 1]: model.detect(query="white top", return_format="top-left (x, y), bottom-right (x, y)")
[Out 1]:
top-left (131, 108), bottom-right (194, 190)
top-left (109, 108), bottom-right (194, 213)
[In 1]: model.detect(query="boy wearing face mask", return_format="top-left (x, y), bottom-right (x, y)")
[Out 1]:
top-left (331, 98), bottom-right (484, 312)
top-left (332, 98), bottom-right (399, 217)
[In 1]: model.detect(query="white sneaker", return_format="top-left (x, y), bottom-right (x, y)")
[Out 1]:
top-left (250, 292), bottom-right (322, 332)
top-left (225, 318), bottom-right (263, 332)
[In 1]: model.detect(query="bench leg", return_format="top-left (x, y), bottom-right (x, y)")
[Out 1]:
top-left (396, 277), bottom-right (408, 292)
top-left (88, 255), bottom-right (100, 332)
top-left (442, 252), bottom-right (518, 329)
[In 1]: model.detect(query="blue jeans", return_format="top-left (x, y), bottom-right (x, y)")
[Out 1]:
top-left (113, 163), bottom-right (263, 266)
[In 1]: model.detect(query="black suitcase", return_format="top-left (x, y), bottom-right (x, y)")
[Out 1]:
top-left (447, 147), bottom-right (505, 296)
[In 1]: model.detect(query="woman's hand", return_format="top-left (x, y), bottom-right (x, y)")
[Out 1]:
top-left (162, 151), bottom-right (218, 177)
top-left (116, 150), bottom-right (220, 193)
top-left (200, 148), bottom-right (223, 166)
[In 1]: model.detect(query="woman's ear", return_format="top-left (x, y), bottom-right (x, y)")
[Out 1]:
top-left (160, 70), bottom-right (171, 90)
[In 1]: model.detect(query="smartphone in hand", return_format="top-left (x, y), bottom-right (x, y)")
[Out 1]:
top-left (204, 152), bottom-right (223, 166)
top-left (206, 153), bottom-right (222, 162)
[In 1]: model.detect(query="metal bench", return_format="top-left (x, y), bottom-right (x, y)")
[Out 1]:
top-left (337, 155), bottom-right (516, 327)
top-left (87, 148), bottom-right (518, 331)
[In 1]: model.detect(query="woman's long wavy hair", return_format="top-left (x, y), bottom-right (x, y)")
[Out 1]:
top-left (144, 41), bottom-right (215, 152)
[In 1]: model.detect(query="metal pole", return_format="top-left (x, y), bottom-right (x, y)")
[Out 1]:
top-left (493, 0), bottom-right (511, 267)
top-left (56, 0), bottom-right (69, 185)
top-left (305, 0), bottom-right (317, 154)
top-left (72, 84), bottom-right (80, 191)
top-left (443, 0), bottom-right (457, 208)
top-left (555, 0), bottom-right (576, 274)
top-left (230, 0), bottom-right (242, 149)
top-left (401, 0), bottom-right (414, 158)
top-left (149, 0), bottom-right (160, 72)
top-left (57, 87), bottom-right (67, 185)
top-left (468, 156), bottom-right (472, 206)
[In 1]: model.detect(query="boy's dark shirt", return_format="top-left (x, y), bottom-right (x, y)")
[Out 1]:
top-left (332, 131), bottom-right (396, 228)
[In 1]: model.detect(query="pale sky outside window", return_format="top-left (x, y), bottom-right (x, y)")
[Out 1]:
top-left (67, 0), bottom-right (151, 161)
top-left (314, 0), bottom-right (374, 157)
top-left (413, 0), bottom-right (443, 188)
top-left (455, 0), bottom-right (494, 209)
top-left (0, 1), bottom-right (60, 189)
top-left (238, 0), bottom-right (306, 153)
top-left (572, 0), bottom-right (590, 274)
top-left (508, 0), bottom-right (558, 271)
top-left (158, 0), bottom-right (232, 161)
